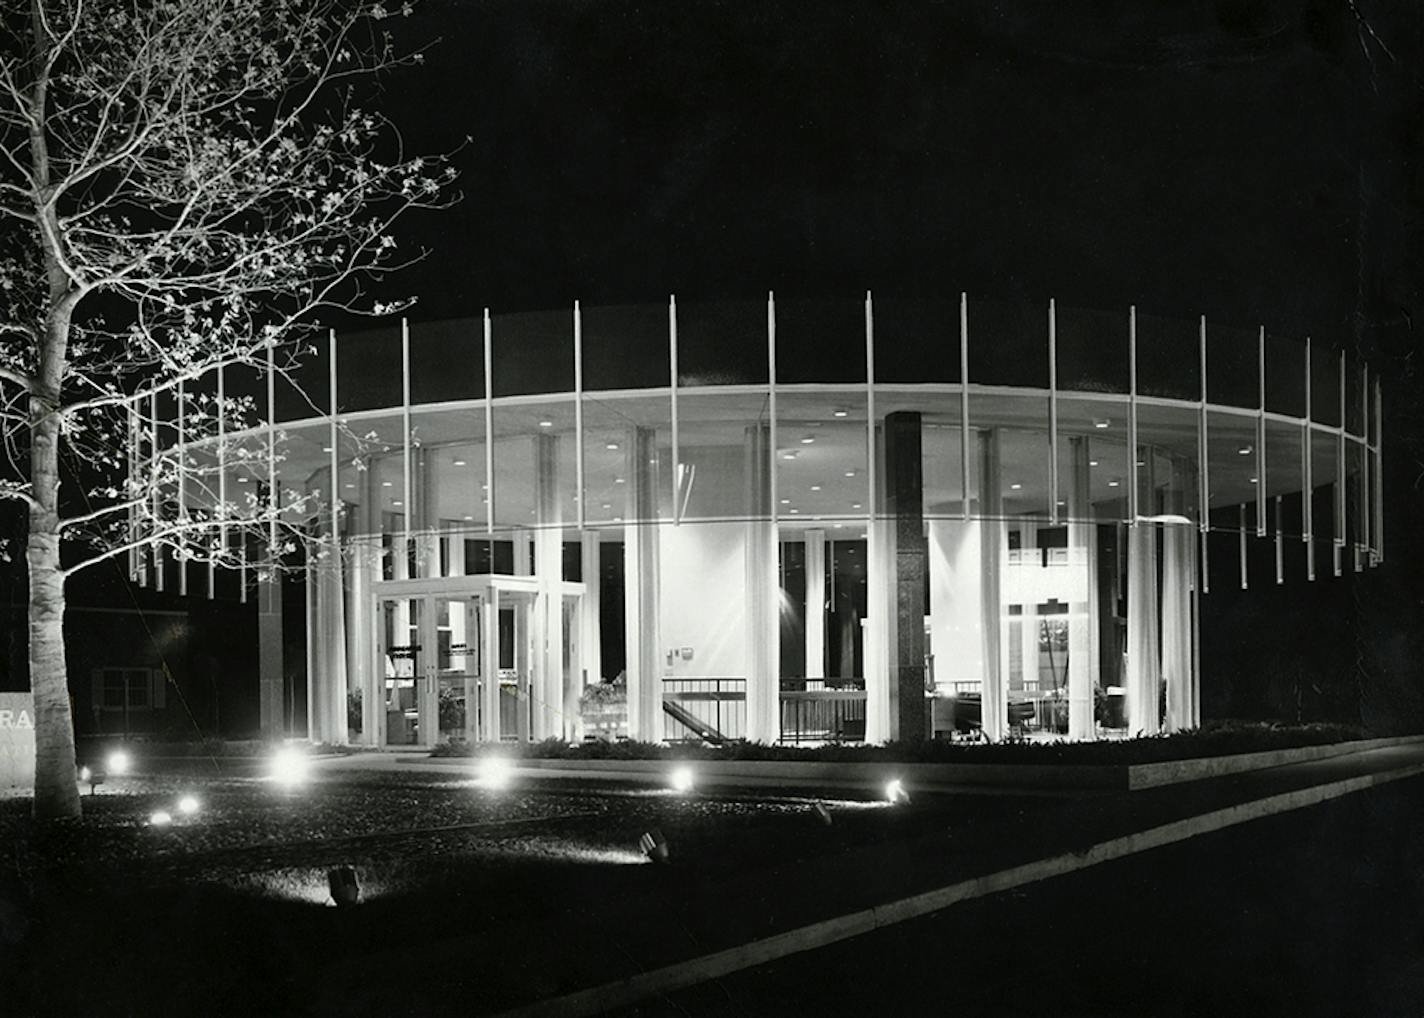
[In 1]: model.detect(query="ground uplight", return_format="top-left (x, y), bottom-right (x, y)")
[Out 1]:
top-left (149, 810), bottom-right (172, 827)
top-left (177, 795), bottom-right (201, 815)
top-left (668, 765), bottom-right (695, 793)
top-left (107, 750), bottom-right (131, 775)
top-left (885, 778), bottom-right (910, 804)
top-left (270, 747), bottom-right (310, 787)
top-left (476, 756), bottom-right (513, 790)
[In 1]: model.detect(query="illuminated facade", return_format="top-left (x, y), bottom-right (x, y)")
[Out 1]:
top-left (143, 294), bottom-right (1384, 747)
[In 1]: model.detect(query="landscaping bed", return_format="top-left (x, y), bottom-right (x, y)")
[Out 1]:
top-left (430, 720), bottom-right (1373, 766)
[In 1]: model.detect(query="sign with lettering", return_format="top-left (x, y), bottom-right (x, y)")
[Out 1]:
top-left (0, 693), bottom-right (35, 792)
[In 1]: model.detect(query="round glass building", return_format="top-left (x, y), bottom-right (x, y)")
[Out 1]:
top-left (148, 293), bottom-right (1383, 748)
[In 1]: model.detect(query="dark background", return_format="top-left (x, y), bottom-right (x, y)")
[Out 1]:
top-left (370, 0), bottom-right (1422, 731)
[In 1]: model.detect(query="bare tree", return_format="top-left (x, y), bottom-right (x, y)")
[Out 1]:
top-left (0, 0), bottom-right (455, 818)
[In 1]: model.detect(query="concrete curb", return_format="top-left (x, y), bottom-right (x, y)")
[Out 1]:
top-left (490, 758), bottom-right (1424, 1018)
top-left (1126, 733), bottom-right (1424, 789)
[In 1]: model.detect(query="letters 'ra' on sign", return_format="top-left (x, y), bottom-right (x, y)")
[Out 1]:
top-left (0, 709), bottom-right (33, 729)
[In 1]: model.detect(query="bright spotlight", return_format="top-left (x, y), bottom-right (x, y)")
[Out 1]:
top-left (669, 766), bottom-right (695, 793)
top-left (107, 750), bottom-right (131, 775)
top-left (477, 756), bottom-right (513, 789)
top-left (885, 778), bottom-right (910, 805)
top-left (149, 810), bottom-right (173, 827)
top-left (638, 828), bottom-right (669, 864)
top-left (270, 747), bottom-right (310, 787)
top-left (78, 766), bottom-right (90, 782)
top-left (177, 795), bottom-right (201, 816)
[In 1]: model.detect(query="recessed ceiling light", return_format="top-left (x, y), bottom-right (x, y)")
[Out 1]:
top-left (392, 500), bottom-right (403, 507)
top-left (613, 516), bottom-right (623, 522)
top-left (1238, 445), bottom-right (1252, 455)
top-left (1056, 500), bottom-right (1067, 507)
top-left (453, 458), bottom-right (466, 466)
top-left (1107, 480), bottom-right (1120, 488)
top-left (538, 420), bottom-right (553, 428)
top-left (789, 508), bottom-right (800, 514)
top-left (601, 503), bottom-right (611, 510)
top-left (322, 446), bottom-right (333, 453)
top-left (462, 514), bottom-right (473, 521)
top-left (810, 485), bottom-right (822, 491)
top-left (782, 452), bottom-right (797, 460)
top-left (833, 523), bottom-right (844, 528)
top-left (614, 477), bottom-right (625, 484)
top-left (780, 498), bottom-right (791, 505)
top-left (605, 442), bottom-right (619, 450)
top-left (800, 437), bottom-right (815, 444)
top-left (1136, 460), bottom-right (1146, 467)
top-left (833, 409), bottom-right (848, 418)
top-left (852, 502), bottom-right (862, 509)
top-left (344, 483), bottom-right (355, 489)
top-left (1250, 477), bottom-right (1259, 484)
top-left (844, 470), bottom-right (856, 478)
top-left (1094, 419), bottom-right (1110, 429)
top-left (1089, 460), bottom-right (1099, 467)
top-left (1010, 483), bottom-right (1022, 490)
top-left (382, 481), bottom-right (393, 487)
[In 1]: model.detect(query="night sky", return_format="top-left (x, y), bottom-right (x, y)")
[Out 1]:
top-left (379, 1), bottom-right (1421, 726)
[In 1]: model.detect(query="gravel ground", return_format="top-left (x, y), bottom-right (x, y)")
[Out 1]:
top-left (1, 764), bottom-right (1059, 1017)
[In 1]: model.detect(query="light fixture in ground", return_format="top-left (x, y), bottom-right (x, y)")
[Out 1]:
top-left (884, 778), bottom-right (910, 805)
top-left (476, 755), bottom-right (514, 789)
top-left (149, 810), bottom-right (173, 827)
top-left (638, 828), bottom-right (670, 864)
top-left (669, 766), bottom-right (695, 793)
top-left (107, 750), bottom-right (131, 775)
top-left (270, 746), bottom-right (310, 787)
top-left (328, 866), bottom-right (361, 907)
top-left (177, 795), bottom-right (201, 816)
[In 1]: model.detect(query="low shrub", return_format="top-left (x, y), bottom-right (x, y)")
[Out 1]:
top-left (427, 720), bottom-right (1373, 766)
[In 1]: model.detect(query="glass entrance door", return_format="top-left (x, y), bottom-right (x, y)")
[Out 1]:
top-left (379, 595), bottom-right (426, 746)
top-left (433, 595), bottom-right (480, 743)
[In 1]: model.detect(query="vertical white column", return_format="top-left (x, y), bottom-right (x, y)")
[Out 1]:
top-left (804, 529), bottom-right (826, 680)
top-left (1198, 316), bottom-right (1209, 595)
top-left (1239, 503), bottom-right (1249, 590)
top-left (1128, 306), bottom-right (1139, 523)
top-left (401, 319), bottom-right (412, 555)
top-left (1048, 298), bottom-right (1059, 526)
top-left (959, 293), bottom-right (971, 522)
top-left (533, 433), bottom-right (564, 740)
top-left (483, 309), bottom-right (495, 536)
top-left (1125, 518), bottom-right (1160, 735)
top-left (624, 426), bottom-right (663, 742)
top-left (1067, 436), bottom-right (1095, 740)
top-left (1019, 522), bottom-right (1039, 697)
top-left (574, 301), bottom-right (585, 532)
top-left (305, 543), bottom-right (316, 742)
top-left (579, 532), bottom-right (602, 686)
top-left (177, 380), bottom-right (188, 597)
top-left (1360, 364), bottom-right (1370, 564)
top-left (1336, 349), bottom-right (1346, 552)
top-left (1304, 336), bottom-right (1315, 581)
top-left (864, 292), bottom-right (890, 744)
top-left (150, 390), bottom-right (163, 592)
top-left (744, 424), bottom-right (779, 744)
top-left (482, 586), bottom-right (501, 742)
top-left (1161, 468), bottom-right (1192, 733)
top-left (350, 455), bottom-right (379, 746)
top-left (978, 428), bottom-right (1005, 740)
top-left (1373, 375), bottom-right (1384, 564)
top-left (670, 294), bottom-right (680, 526)
top-left (216, 363), bottom-right (226, 591)
top-left (1274, 495), bottom-right (1284, 585)
top-left (1256, 326), bottom-right (1267, 537)
top-left (266, 343), bottom-right (278, 557)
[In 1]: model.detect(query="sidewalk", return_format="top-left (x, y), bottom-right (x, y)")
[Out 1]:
top-left (309, 741), bottom-right (1424, 1017)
